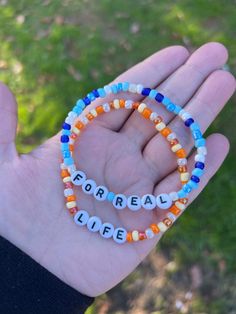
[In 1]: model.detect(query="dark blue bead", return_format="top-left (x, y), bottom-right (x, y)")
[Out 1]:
top-left (141, 88), bottom-right (151, 96)
top-left (62, 122), bottom-right (71, 130)
top-left (155, 93), bottom-right (164, 102)
top-left (184, 118), bottom-right (194, 127)
top-left (61, 135), bottom-right (69, 143)
top-left (92, 89), bottom-right (99, 98)
top-left (191, 175), bottom-right (200, 183)
top-left (195, 162), bottom-right (205, 169)
top-left (83, 97), bottom-right (91, 106)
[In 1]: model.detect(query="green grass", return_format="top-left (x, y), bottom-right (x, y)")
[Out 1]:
top-left (0, 1), bottom-right (235, 313)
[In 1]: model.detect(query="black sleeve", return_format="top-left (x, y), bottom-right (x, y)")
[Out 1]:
top-left (0, 236), bottom-right (95, 314)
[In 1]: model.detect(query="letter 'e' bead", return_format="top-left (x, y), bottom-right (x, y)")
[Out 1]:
top-left (113, 228), bottom-right (127, 244)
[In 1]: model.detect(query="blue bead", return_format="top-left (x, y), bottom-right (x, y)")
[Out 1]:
top-left (64, 157), bottom-right (74, 166)
top-left (149, 89), bottom-right (157, 99)
top-left (63, 151), bottom-right (71, 158)
top-left (188, 180), bottom-right (199, 189)
top-left (166, 103), bottom-right (176, 112)
top-left (87, 92), bottom-right (95, 101)
top-left (141, 88), bottom-right (151, 96)
top-left (191, 175), bottom-right (200, 183)
top-left (62, 122), bottom-right (71, 130)
top-left (195, 162), bottom-right (205, 169)
top-left (61, 143), bottom-right (69, 151)
top-left (185, 118), bottom-right (194, 127)
top-left (107, 192), bottom-right (115, 202)
top-left (111, 85), bottom-right (118, 94)
top-left (162, 96), bottom-right (171, 106)
top-left (83, 96), bottom-right (91, 106)
top-left (92, 89), bottom-right (99, 98)
top-left (98, 88), bottom-right (106, 97)
top-left (182, 183), bottom-right (192, 193)
top-left (195, 138), bottom-right (206, 148)
top-left (192, 129), bottom-right (202, 140)
top-left (117, 83), bottom-right (123, 91)
top-left (177, 189), bottom-right (187, 198)
top-left (190, 122), bottom-right (200, 131)
top-left (61, 135), bottom-right (69, 143)
top-left (62, 129), bottom-right (71, 136)
top-left (122, 82), bottom-right (129, 91)
top-left (192, 168), bottom-right (204, 177)
top-left (76, 99), bottom-right (86, 109)
top-left (173, 105), bottom-right (182, 114)
top-left (155, 93), bottom-right (164, 103)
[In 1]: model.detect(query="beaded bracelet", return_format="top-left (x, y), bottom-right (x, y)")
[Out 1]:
top-left (65, 99), bottom-right (190, 211)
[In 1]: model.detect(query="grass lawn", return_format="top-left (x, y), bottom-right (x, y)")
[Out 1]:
top-left (0, 0), bottom-right (235, 313)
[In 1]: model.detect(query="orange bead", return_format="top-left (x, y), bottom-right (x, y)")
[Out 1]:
top-left (161, 127), bottom-right (172, 137)
top-left (96, 105), bottom-right (104, 114)
top-left (153, 116), bottom-right (163, 124)
top-left (176, 148), bottom-right (186, 158)
top-left (179, 198), bottom-right (188, 204)
top-left (75, 121), bottom-right (84, 130)
top-left (170, 205), bottom-right (181, 216)
top-left (126, 232), bottom-right (133, 242)
top-left (69, 144), bottom-right (74, 151)
top-left (142, 108), bottom-right (152, 119)
top-left (61, 170), bottom-right (70, 178)
top-left (119, 99), bottom-right (125, 108)
top-left (66, 195), bottom-right (76, 202)
top-left (163, 217), bottom-right (173, 227)
top-left (150, 223), bottom-right (160, 234)
top-left (86, 113), bottom-right (94, 121)
top-left (69, 207), bottom-right (77, 215)
top-left (178, 166), bottom-right (187, 173)
top-left (132, 102), bottom-right (140, 109)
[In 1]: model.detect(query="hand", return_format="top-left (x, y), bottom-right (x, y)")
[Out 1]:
top-left (0, 42), bottom-right (235, 297)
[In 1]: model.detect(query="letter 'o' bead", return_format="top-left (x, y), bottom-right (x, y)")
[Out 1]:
top-left (113, 228), bottom-right (127, 244)
top-left (141, 194), bottom-right (156, 210)
top-left (82, 179), bottom-right (97, 194)
top-left (127, 195), bottom-right (141, 211)
top-left (74, 210), bottom-right (89, 226)
top-left (156, 193), bottom-right (172, 209)
top-left (112, 194), bottom-right (127, 210)
top-left (87, 216), bottom-right (102, 232)
top-left (71, 170), bottom-right (86, 186)
top-left (99, 222), bottom-right (114, 238)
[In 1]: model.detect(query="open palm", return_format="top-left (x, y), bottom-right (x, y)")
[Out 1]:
top-left (0, 42), bottom-right (235, 297)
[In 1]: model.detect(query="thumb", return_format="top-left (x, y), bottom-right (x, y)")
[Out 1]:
top-left (0, 82), bottom-right (18, 162)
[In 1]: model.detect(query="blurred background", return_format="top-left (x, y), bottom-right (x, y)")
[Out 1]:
top-left (0, 0), bottom-right (235, 313)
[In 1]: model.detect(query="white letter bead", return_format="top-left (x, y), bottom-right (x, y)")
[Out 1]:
top-left (94, 185), bottom-right (109, 201)
top-left (141, 194), bottom-right (156, 210)
top-left (156, 193), bottom-right (172, 209)
top-left (99, 222), bottom-right (114, 238)
top-left (113, 228), bottom-right (127, 244)
top-left (87, 216), bottom-right (102, 232)
top-left (82, 179), bottom-right (97, 194)
top-left (71, 170), bottom-right (86, 186)
top-left (127, 195), bottom-right (141, 211)
top-left (112, 194), bottom-right (127, 210)
top-left (74, 210), bottom-right (89, 226)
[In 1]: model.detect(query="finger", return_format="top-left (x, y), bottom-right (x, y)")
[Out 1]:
top-left (143, 69), bottom-right (235, 182)
top-left (80, 45), bottom-right (189, 130)
top-left (0, 82), bottom-right (18, 162)
top-left (121, 42), bottom-right (228, 148)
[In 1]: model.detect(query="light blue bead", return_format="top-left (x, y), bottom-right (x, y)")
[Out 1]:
top-left (177, 189), bottom-right (187, 198)
top-left (107, 192), bottom-right (115, 202)
top-left (87, 92), bottom-right (95, 101)
top-left (64, 157), bottom-right (74, 165)
top-left (117, 83), bottom-right (123, 91)
top-left (63, 151), bottom-right (71, 158)
top-left (195, 138), bottom-right (206, 148)
top-left (111, 84), bottom-right (118, 94)
top-left (182, 183), bottom-right (192, 194)
top-left (192, 129), bottom-right (202, 140)
top-left (62, 129), bottom-right (71, 136)
top-left (98, 88), bottom-right (106, 98)
top-left (190, 122), bottom-right (200, 131)
top-left (162, 96), bottom-right (171, 106)
top-left (149, 89), bottom-right (157, 99)
top-left (173, 105), bottom-right (182, 114)
top-left (166, 103), bottom-right (176, 112)
top-left (192, 168), bottom-right (204, 177)
top-left (76, 99), bottom-right (86, 109)
top-left (61, 143), bottom-right (69, 151)
top-left (122, 82), bottom-right (129, 91)
top-left (188, 180), bottom-right (199, 189)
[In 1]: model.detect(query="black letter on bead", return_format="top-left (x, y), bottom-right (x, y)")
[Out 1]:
top-left (77, 213), bottom-right (83, 223)
top-left (96, 188), bottom-right (104, 198)
top-left (73, 173), bottom-right (83, 181)
top-left (159, 196), bottom-right (167, 204)
top-left (131, 196), bottom-right (138, 206)
top-left (116, 197), bottom-right (123, 207)
top-left (116, 229), bottom-right (124, 240)
top-left (144, 196), bottom-right (152, 205)
top-left (85, 184), bottom-right (92, 192)
top-left (91, 221), bottom-right (96, 229)
top-left (102, 226), bottom-right (111, 235)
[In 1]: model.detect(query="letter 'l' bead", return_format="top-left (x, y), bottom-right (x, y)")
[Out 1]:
top-left (71, 170), bottom-right (86, 186)
top-left (113, 228), bottom-right (127, 244)
top-left (74, 210), bottom-right (89, 226)
top-left (156, 193), bottom-right (172, 209)
top-left (141, 194), bottom-right (156, 210)
top-left (99, 222), bottom-right (114, 238)
top-left (87, 216), bottom-right (102, 232)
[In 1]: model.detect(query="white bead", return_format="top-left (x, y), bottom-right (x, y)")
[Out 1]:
top-left (90, 109), bottom-right (97, 117)
top-left (74, 210), bottom-right (89, 226)
top-left (65, 116), bottom-right (74, 124)
top-left (113, 228), bottom-right (127, 244)
top-left (137, 103), bottom-right (147, 113)
top-left (179, 109), bottom-right (186, 119)
top-left (66, 201), bottom-right (76, 209)
top-left (63, 176), bottom-right (71, 183)
top-left (181, 112), bottom-right (192, 121)
top-left (141, 194), bottom-right (156, 210)
top-left (113, 99), bottom-right (120, 109)
top-left (197, 146), bottom-right (207, 155)
top-left (175, 201), bottom-right (186, 210)
top-left (104, 85), bottom-right (112, 94)
top-left (136, 84), bottom-right (144, 93)
top-left (87, 216), bottom-right (102, 232)
top-left (129, 83), bottom-right (137, 93)
top-left (194, 153), bottom-right (205, 163)
top-left (68, 111), bottom-right (77, 119)
top-left (94, 185), bottom-right (109, 201)
top-left (64, 188), bottom-right (73, 197)
top-left (169, 192), bottom-right (179, 201)
top-left (127, 195), bottom-right (141, 211)
top-left (158, 221), bottom-right (168, 232)
top-left (99, 222), bottom-right (114, 238)
top-left (68, 164), bottom-right (76, 174)
top-left (60, 163), bottom-right (67, 170)
top-left (103, 103), bottom-right (110, 112)
top-left (112, 194), bottom-right (127, 210)
top-left (155, 122), bottom-right (166, 131)
top-left (167, 212), bottom-right (176, 222)
top-left (80, 116), bottom-right (89, 125)
top-left (171, 144), bottom-right (182, 152)
top-left (150, 112), bottom-right (158, 121)
top-left (71, 170), bottom-right (86, 186)
top-left (177, 158), bottom-right (187, 166)
top-left (82, 179), bottom-right (97, 194)
top-left (145, 228), bottom-right (154, 239)
top-left (72, 127), bottom-right (80, 135)
top-left (125, 100), bottom-right (133, 109)
top-left (132, 230), bottom-right (139, 241)
top-left (167, 132), bottom-right (177, 141)
top-left (156, 193), bottom-right (172, 209)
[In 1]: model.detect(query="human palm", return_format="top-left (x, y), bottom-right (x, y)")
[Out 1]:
top-left (0, 42), bottom-right (235, 297)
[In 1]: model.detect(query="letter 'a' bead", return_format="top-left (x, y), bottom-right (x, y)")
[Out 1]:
top-left (112, 194), bottom-right (127, 210)
top-left (141, 194), bottom-right (156, 210)
top-left (99, 222), bottom-right (114, 238)
top-left (87, 216), bottom-right (102, 232)
top-left (113, 228), bottom-right (127, 244)
top-left (156, 193), bottom-right (172, 209)
top-left (94, 185), bottom-right (109, 201)
top-left (71, 170), bottom-right (86, 186)
top-left (82, 179), bottom-right (97, 194)
top-left (74, 210), bottom-right (89, 226)
top-left (127, 195), bottom-right (141, 211)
